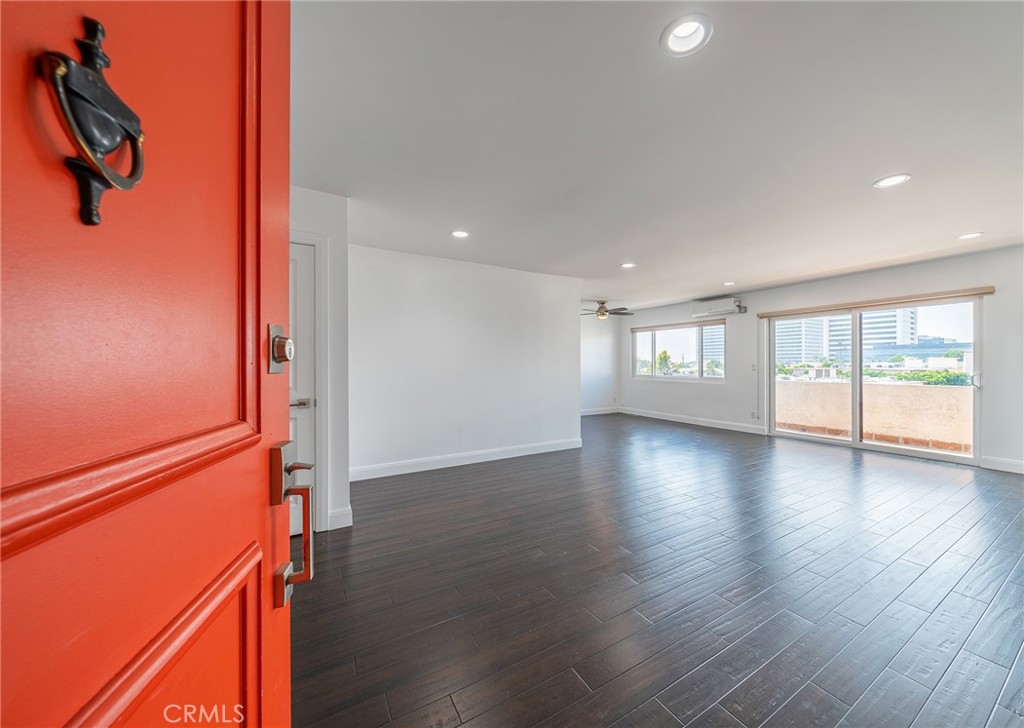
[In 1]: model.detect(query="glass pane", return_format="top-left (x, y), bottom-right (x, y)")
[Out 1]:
top-left (773, 315), bottom-right (851, 440)
top-left (655, 328), bottom-right (698, 377)
top-left (634, 331), bottom-right (652, 375)
top-left (860, 302), bottom-right (973, 455)
top-left (701, 324), bottom-right (725, 378)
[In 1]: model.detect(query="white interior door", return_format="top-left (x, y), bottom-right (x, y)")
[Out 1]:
top-left (289, 243), bottom-right (317, 535)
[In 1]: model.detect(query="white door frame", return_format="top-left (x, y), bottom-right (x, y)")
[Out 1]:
top-left (289, 229), bottom-right (331, 532)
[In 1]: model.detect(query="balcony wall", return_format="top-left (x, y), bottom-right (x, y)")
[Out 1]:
top-left (775, 380), bottom-right (972, 452)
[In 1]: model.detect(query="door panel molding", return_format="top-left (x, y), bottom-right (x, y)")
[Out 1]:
top-left (2, 1), bottom-right (267, 558)
top-left (240, 0), bottom-right (262, 434)
top-left (1, 1), bottom-right (291, 723)
top-left (1, 422), bottom-right (260, 557)
top-left (66, 542), bottom-right (262, 728)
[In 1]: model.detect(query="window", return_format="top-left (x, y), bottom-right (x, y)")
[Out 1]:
top-left (634, 331), bottom-right (653, 375)
top-left (632, 321), bottom-right (726, 379)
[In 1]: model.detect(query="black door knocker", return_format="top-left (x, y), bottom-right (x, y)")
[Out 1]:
top-left (40, 18), bottom-right (144, 225)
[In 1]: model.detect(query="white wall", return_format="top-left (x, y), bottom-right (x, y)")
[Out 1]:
top-left (581, 314), bottom-right (619, 414)
top-left (349, 245), bottom-right (583, 479)
top-left (290, 186), bottom-right (351, 529)
top-left (615, 245), bottom-right (1024, 473)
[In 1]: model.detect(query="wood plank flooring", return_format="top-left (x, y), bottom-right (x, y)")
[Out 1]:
top-left (292, 414), bottom-right (1024, 728)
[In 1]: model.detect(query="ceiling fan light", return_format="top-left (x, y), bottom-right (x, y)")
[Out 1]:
top-left (597, 311), bottom-right (609, 320)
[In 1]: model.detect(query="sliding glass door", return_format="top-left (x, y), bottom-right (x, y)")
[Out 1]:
top-left (859, 301), bottom-right (975, 457)
top-left (770, 297), bottom-right (978, 463)
top-left (772, 313), bottom-right (852, 441)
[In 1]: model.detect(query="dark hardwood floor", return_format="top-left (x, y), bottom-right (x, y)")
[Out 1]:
top-left (291, 414), bottom-right (1024, 728)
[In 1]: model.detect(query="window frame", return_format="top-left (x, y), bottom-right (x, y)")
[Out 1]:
top-left (631, 319), bottom-right (726, 381)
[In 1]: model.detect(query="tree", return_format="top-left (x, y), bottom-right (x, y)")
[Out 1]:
top-left (705, 359), bottom-right (723, 376)
top-left (776, 363), bottom-right (793, 376)
top-left (944, 349), bottom-right (964, 358)
top-left (657, 350), bottom-right (671, 375)
top-left (861, 369), bottom-right (970, 386)
top-left (930, 370), bottom-right (970, 385)
top-left (637, 358), bottom-right (652, 375)
top-left (888, 354), bottom-right (905, 363)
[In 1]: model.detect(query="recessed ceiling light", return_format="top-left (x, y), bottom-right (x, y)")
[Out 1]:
top-left (621, 262), bottom-right (637, 269)
top-left (661, 14), bottom-right (713, 57)
top-left (723, 281), bottom-right (735, 286)
top-left (450, 230), bottom-right (469, 239)
top-left (873, 173), bottom-right (912, 189)
top-left (957, 232), bottom-right (984, 240)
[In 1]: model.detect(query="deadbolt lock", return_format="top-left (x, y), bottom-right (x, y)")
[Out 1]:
top-left (273, 335), bottom-right (295, 363)
top-left (268, 324), bottom-right (294, 373)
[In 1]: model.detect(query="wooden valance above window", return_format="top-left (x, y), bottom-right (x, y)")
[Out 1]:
top-left (756, 286), bottom-right (995, 320)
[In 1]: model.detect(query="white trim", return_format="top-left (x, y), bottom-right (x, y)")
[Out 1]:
top-left (629, 375), bottom-right (727, 384)
top-left (621, 407), bottom-right (767, 435)
top-left (328, 506), bottom-right (353, 529)
top-left (350, 438), bottom-right (583, 481)
top-left (980, 457), bottom-right (1024, 474)
top-left (851, 309), bottom-right (863, 450)
top-left (290, 229), bottom-right (333, 532)
top-left (582, 407), bottom-right (619, 415)
top-left (770, 429), bottom-right (853, 449)
top-left (972, 296), bottom-right (983, 466)
top-left (631, 318), bottom-right (726, 333)
top-left (852, 439), bottom-right (974, 466)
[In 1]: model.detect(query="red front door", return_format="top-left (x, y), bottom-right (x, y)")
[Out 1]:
top-left (1, 2), bottom-right (292, 725)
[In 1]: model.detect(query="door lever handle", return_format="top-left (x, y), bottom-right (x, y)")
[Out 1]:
top-left (285, 461), bottom-right (314, 476)
top-left (270, 442), bottom-right (315, 608)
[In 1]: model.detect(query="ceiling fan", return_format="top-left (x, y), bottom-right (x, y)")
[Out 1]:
top-left (581, 300), bottom-right (634, 320)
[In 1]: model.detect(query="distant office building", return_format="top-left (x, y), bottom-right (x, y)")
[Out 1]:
top-left (774, 308), bottom-right (972, 368)
top-left (824, 310), bottom-right (918, 362)
top-left (864, 341), bottom-right (974, 365)
top-left (702, 325), bottom-right (725, 363)
top-left (825, 315), bottom-right (852, 363)
top-left (863, 309), bottom-right (917, 346)
top-left (775, 318), bottom-right (825, 363)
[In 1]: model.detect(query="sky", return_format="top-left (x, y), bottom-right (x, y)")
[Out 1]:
top-left (916, 301), bottom-right (973, 343)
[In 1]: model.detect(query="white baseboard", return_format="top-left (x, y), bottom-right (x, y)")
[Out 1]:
top-left (980, 456), bottom-right (1024, 474)
top-left (350, 438), bottom-right (584, 481)
top-left (326, 505), bottom-right (353, 530)
top-left (621, 407), bottom-right (768, 436)
top-left (581, 407), bottom-right (619, 416)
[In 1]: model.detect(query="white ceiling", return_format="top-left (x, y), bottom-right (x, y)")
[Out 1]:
top-left (291, 1), bottom-right (1023, 310)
